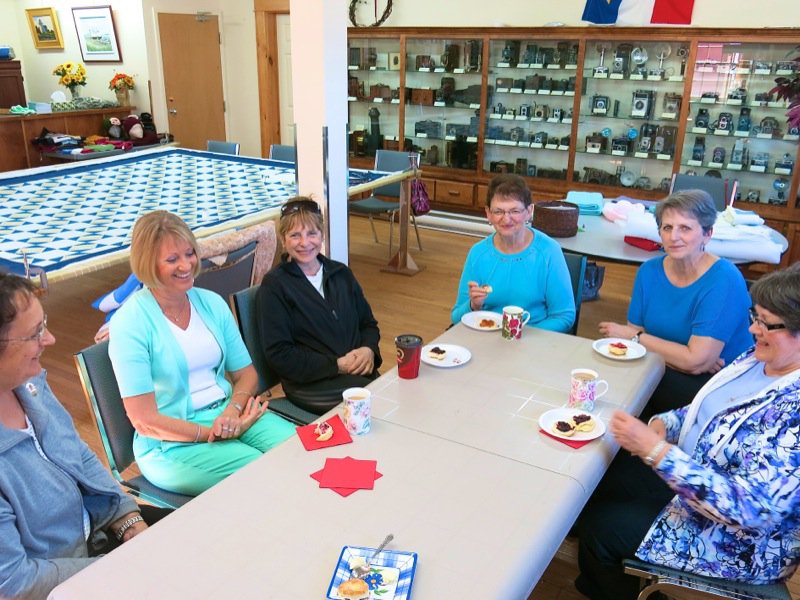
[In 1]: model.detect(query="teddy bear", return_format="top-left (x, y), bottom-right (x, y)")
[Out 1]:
top-left (122, 114), bottom-right (159, 146)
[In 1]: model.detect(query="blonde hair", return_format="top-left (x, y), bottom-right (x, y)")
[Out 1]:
top-left (278, 196), bottom-right (325, 240)
top-left (129, 211), bottom-right (201, 288)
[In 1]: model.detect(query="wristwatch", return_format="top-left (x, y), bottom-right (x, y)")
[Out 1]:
top-left (644, 440), bottom-right (668, 466)
top-left (631, 330), bottom-right (644, 344)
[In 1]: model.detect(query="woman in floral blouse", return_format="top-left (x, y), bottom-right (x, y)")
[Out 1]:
top-left (575, 263), bottom-right (800, 599)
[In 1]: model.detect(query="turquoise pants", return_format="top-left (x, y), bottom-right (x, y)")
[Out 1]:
top-left (136, 403), bottom-right (295, 496)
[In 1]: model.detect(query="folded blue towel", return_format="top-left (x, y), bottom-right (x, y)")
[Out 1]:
top-left (566, 191), bottom-right (604, 215)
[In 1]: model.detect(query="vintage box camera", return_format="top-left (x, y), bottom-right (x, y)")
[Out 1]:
top-left (437, 77), bottom-right (455, 105)
top-left (776, 61), bottom-right (798, 73)
top-left (691, 136), bottom-right (706, 162)
top-left (349, 47), bottom-right (363, 68)
top-left (776, 153), bottom-right (795, 173)
top-left (715, 112), bottom-right (734, 132)
top-left (486, 125), bottom-right (504, 139)
top-left (410, 88), bottom-right (435, 106)
top-left (414, 120), bottom-right (442, 138)
top-left (700, 92), bottom-right (719, 101)
top-left (746, 189), bottom-right (761, 202)
top-left (525, 75), bottom-right (543, 91)
top-left (788, 126), bottom-right (800, 136)
top-left (727, 88), bottom-right (747, 103)
top-left (754, 92), bottom-right (774, 103)
top-left (515, 158), bottom-right (528, 175)
top-left (527, 164), bottom-right (538, 177)
top-left (737, 107), bottom-right (752, 132)
top-left (612, 43), bottom-right (632, 76)
top-left (532, 131), bottom-right (549, 145)
top-left (551, 108), bottom-right (563, 121)
top-left (694, 108), bottom-right (710, 129)
top-left (493, 102), bottom-right (505, 115)
top-left (505, 107), bottom-right (517, 118)
top-left (585, 132), bottom-right (607, 152)
top-left (445, 123), bottom-right (470, 138)
top-left (533, 105), bottom-right (549, 119)
top-left (464, 40), bottom-right (482, 72)
top-left (519, 104), bottom-right (533, 118)
top-left (611, 137), bottom-right (631, 153)
top-left (582, 167), bottom-right (615, 185)
top-left (522, 44), bottom-right (538, 65)
top-left (415, 55), bottom-right (435, 70)
top-left (512, 78), bottom-right (526, 90)
top-left (501, 41), bottom-right (521, 66)
top-left (440, 44), bottom-right (460, 72)
top-left (496, 77), bottom-right (514, 89)
top-left (591, 95), bottom-right (610, 114)
top-left (536, 47), bottom-right (555, 66)
top-left (348, 76), bottom-right (363, 99)
top-left (509, 127), bottom-right (525, 143)
top-left (663, 93), bottom-right (682, 114)
top-left (559, 135), bottom-right (571, 147)
top-left (369, 84), bottom-right (392, 101)
top-left (760, 117), bottom-right (780, 136)
top-left (730, 139), bottom-right (749, 165)
top-left (490, 161), bottom-right (512, 173)
top-left (751, 152), bottom-right (770, 169)
top-left (711, 146), bottom-right (726, 163)
top-left (631, 90), bottom-right (654, 119)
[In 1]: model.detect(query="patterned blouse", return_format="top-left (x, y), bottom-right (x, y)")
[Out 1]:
top-left (636, 348), bottom-right (800, 583)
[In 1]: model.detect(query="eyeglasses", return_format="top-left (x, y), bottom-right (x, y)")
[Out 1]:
top-left (748, 308), bottom-right (786, 332)
top-left (489, 208), bottom-right (528, 218)
top-left (281, 199), bottom-right (321, 218)
top-left (0, 315), bottom-right (48, 344)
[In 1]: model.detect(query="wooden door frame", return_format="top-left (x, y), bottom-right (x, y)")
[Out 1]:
top-left (254, 0), bottom-right (289, 157)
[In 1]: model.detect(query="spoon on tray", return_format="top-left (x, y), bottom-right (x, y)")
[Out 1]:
top-left (351, 533), bottom-right (394, 578)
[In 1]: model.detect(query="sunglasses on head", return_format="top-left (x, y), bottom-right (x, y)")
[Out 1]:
top-left (280, 199), bottom-right (321, 217)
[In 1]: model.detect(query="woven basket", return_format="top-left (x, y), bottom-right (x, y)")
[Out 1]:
top-left (532, 201), bottom-right (579, 237)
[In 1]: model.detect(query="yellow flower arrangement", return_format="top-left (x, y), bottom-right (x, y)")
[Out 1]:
top-left (52, 62), bottom-right (87, 89)
top-left (109, 73), bottom-right (135, 91)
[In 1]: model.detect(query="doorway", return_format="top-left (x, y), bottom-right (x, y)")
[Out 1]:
top-left (157, 13), bottom-right (226, 150)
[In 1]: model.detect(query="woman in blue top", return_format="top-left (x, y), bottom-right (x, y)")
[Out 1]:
top-left (109, 211), bottom-right (295, 496)
top-left (599, 190), bottom-right (752, 417)
top-left (451, 174), bottom-right (575, 332)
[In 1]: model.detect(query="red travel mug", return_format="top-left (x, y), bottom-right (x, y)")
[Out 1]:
top-left (395, 334), bottom-right (423, 379)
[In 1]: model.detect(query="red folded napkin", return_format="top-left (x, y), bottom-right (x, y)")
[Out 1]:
top-left (624, 236), bottom-right (662, 252)
top-left (296, 415), bottom-right (352, 451)
top-left (310, 456), bottom-right (383, 497)
top-left (539, 428), bottom-right (594, 449)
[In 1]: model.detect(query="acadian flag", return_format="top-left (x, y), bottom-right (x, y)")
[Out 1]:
top-left (582, 0), bottom-right (695, 25)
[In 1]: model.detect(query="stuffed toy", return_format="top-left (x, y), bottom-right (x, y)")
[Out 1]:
top-left (122, 114), bottom-right (159, 146)
top-left (140, 112), bottom-right (157, 134)
top-left (106, 117), bottom-right (123, 140)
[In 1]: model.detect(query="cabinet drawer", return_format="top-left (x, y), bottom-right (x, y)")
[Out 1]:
top-left (434, 180), bottom-right (474, 207)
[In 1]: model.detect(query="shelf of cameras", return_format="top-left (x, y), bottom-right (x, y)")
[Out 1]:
top-left (582, 89), bottom-right (683, 126)
top-left (490, 40), bottom-right (580, 72)
top-left (683, 137), bottom-right (796, 177)
top-left (586, 42), bottom-right (689, 83)
top-left (578, 123), bottom-right (678, 162)
top-left (693, 59), bottom-right (799, 78)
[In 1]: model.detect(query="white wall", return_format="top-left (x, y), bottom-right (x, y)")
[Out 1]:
top-left (13, 0), bottom-right (150, 110)
top-left (350, 0), bottom-right (800, 28)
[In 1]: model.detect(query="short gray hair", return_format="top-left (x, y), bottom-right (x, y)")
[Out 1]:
top-left (655, 189), bottom-right (717, 232)
top-left (750, 263), bottom-right (800, 334)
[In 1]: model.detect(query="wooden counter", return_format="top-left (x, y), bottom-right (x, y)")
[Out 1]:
top-left (0, 106), bottom-right (135, 172)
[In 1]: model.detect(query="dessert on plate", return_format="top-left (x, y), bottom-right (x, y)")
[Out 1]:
top-left (552, 420), bottom-right (576, 437)
top-left (608, 341), bottom-right (628, 356)
top-left (572, 413), bottom-right (595, 432)
top-left (479, 318), bottom-right (497, 329)
top-left (338, 577), bottom-right (369, 599)
top-left (427, 346), bottom-right (447, 361)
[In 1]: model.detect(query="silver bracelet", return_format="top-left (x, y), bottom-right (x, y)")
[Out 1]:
top-left (193, 424), bottom-right (202, 443)
top-left (643, 440), bottom-right (668, 467)
top-left (230, 402), bottom-right (244, 414)
top-left (114, 515), bottom-right (144, 541)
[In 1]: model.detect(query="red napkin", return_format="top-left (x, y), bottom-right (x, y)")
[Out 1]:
top-left (624, 236), bottom-right (662, 252)
top-left (539, 428), bottom-right (594, 449)
top-left (296, 415), bottom-right (352, 451)
top-left (310, 456), bottom-right (383, 497)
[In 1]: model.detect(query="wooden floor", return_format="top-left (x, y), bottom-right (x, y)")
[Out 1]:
top-left (37, 215), bottom-right (797, 600)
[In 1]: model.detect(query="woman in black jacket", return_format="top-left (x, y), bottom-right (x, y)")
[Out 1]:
top-left (256, 197), bottom-right (382, 414)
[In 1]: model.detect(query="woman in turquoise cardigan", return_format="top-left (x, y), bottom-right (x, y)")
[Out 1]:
top-left (109, 211), bottom-right (294, 496)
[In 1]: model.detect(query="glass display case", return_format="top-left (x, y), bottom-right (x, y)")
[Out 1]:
top-left (681, 41), bottom-right (798, 207)
top-left (575, 39), bottom-right (688, 194)
top-left (404, 37), bottom-right (484, 170)
top-left (348, 37), bottom-right (403, 159)
top-left (482, 38), bottom-right (579, 181)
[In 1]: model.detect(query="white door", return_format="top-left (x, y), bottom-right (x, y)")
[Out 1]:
top-left (277, 15), bottom-right (294, 144)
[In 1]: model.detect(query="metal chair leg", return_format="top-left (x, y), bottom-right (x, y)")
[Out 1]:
top-left (411, 214), bottom-right (423, 251)
top-left (367, 214), bottom-right (379, 243)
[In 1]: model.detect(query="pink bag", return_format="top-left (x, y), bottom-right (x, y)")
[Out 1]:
top-left (410, 178), bottom-right (431, 216)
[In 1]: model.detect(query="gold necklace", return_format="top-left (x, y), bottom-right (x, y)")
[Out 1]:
top-left (155, 294), bottom-right (188, 323)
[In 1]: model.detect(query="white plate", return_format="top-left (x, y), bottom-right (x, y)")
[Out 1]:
top-left (421, 343), bottom-right (472, 367)
top-left (539, 407), bottom-right (606, 441)
top-left (592, 337), bottom-right (646, 361)
top-left (461, 310), bottom-right (502, 331)
top-left (326, 546), bottom-right (418, 600)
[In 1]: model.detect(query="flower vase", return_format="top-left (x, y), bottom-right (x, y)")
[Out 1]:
top-left (69, 86), bottom-right (81, 100)
top-left (115, 87), bottom-right (130, 106)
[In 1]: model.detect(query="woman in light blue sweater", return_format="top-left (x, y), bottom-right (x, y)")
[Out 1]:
top-left (451, 174), bottom-right (575, 332)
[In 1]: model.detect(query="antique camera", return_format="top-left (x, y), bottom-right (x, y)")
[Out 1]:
top-left (694, 108), bottom-right (710, 129)
top-left (440, 44), bottom-right (460, 72)
top-left (746, 189), bottom-right (761, 202)
top-left (551, 108), bottom-right (563, 121)
top-left (537, 47), bottom-right (555, 67)
top-left (611, 137), bottom-right (631, 154)
top-left (522, 44), bottom-right (538, 65)
top-left (776, 61), bottom-right (798, 73)
top-left (711, 146), bottom-right (726, 163)
top-left (655, 125), bottom-right (677, 155)
top-left (527, 165), bottom-right (538, 177)
top-left (414, 119), bottom-right (442, 138)
top-left (591, 95), bottom-right (610, 114)
top-left (445, 123), bottom-right (470, 138)
top-left (496, 77), bottom-right (514, 89)
top-left (638, 123), bottom-right (658, 153)
top-left (511, 78), bottom-right (525, 90)
top-left (631, 90), bottom-right (654, 119)
top-left (715, 112), bottom-right (734, 132)
top-left (730, 139), bottom-right (749, 165)
top-left (490, 161), bottom-right (512, 173)
top-left (533, 105), bottom-right (549, 119)
top-left (509, 127), bottom-right (525, 143)
top-left (663, 93), bottom-right (682, 115)
top-left (493, 102), bottom-right (505, 115)
top-left (486, 125), bottom-right (504, 139)
top-left (700, 92), bottom-right (719, 101)
top-left (727, 88), bottom-right (747, 103)
top-left (691, 136), bottom-right (706, 162)
top-left (585, 132), bottom-right (607, 152)
top-left (737, 108), bottom-right (752, 132)
top-left (505, 107), bottom-right (517, 118)
top-left (737, 59), bottom-right (753, 71)
top-left (501, 41), bottom-right (521, 66)
top-left (789, 126), bottom-right (800, 136)
top-left (565, 44), bottom-right (579, 65)
top-left (751, 152), bottom-right (770, 169)
top-left (415, 55), bottom-right (434, 70)
top-left (754, 91), bottom-right (774, 103)
top-left (410, 88), bottom-right (435, 106)
top-left (519, 104), bottom-right (533, 118)
top-left (525, 74), bottom-right (544, 91)
top-left (464, 40), bottom-right (482, 72)
top-left (612, 43), bottom-right (632, 76)
top-left (349, 47), bottom-right (363, 68)
top-left (348, 75), bottom-right (362, 99)
top-left (369, 84), bottom-right (392, 101)
top-left (437, 77), bottom-right (455, 105)
top-left (771, 178), bottom-right (789, 203)
top-left (514, 158), bottom-right (528, 175)
top-left (559, 135), bottom-right (571, 147)
top-left (776, 153), bottom-right (795, 173)
top-left (760, 116), bottom-right (780, 136)
top-left (532, 131), bottom-right (549, 145)
top-left (367, 48), bottom-right (377, 68)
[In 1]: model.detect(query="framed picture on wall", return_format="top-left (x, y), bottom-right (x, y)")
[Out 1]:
top-left (25, 7), bottom-right (64, 50)
top-left (72, 5), bottom-right (122, 62)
